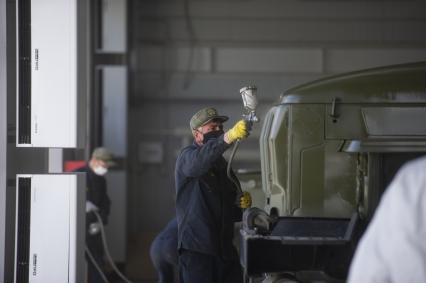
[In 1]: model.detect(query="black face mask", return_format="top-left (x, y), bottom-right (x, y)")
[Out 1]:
top-left (202, 130), bottom-right (224, 144)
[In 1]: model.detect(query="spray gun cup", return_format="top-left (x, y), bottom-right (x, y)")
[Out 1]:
top-left (240, 86), bottom-right (258, 111)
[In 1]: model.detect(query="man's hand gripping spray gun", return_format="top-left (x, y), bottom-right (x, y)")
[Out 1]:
top-left (227, 86), bottom-right (259, 208)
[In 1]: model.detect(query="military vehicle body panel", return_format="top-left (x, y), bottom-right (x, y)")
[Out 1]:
top-left (246, 62), bottom-right (426, 280)
top-left (282, 61), bottom-right (426, 104)
top-left (261, 62), bottom-right (426, 220)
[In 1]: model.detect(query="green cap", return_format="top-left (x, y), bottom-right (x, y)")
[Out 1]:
top-left (92, 147), bottom-right (116, 166)
top-left (190, 107), bottom-right (229, 130)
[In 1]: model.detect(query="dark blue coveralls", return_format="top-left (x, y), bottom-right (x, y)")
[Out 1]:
top-left (74, 165), bottom-right (111, 283)
top-left (175, 135), bottom-right (243, 283)
top-left (150, 218), bottom-right (178, 283)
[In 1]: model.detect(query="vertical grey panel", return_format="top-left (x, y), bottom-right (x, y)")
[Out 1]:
top-left (0, 0), bottom-right (6, 280)
top-left (75, 173), bottom-right (86, 283)
top-left (48, 148), bottom-right (63, 173)
top-left (77, 0), bottom-right (89, 150)
top-left (102, 66), bottom-right (127, 156)
top-left (104, 171), bottom-right (127, 261)
top-left (102, 0), bottom-right (127, 52)
top-left (102, 65), bottom-right (127, 261)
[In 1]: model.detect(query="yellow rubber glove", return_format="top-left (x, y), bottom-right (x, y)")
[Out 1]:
top-left (224, 120), bottom-right (249, 144)
top-left (239, 191), bottom-right (252, 209)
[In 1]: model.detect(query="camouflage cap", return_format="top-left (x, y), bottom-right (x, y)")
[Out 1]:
top-left (190, 107), bottom-right (229, 130)
top-left (92, 147), bottom-right (116, 166)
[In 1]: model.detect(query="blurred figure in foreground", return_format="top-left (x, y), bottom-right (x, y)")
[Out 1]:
top-left (348, 157), bottom-right (426, 283)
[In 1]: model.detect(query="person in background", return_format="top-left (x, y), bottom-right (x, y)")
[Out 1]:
top-left (74, 147), bottom-right (115, 283)
top-left (347, 156), bottom-right (426, 283)
top-left (175, 107), bottom-right (252, 283)
top-left (150, 217), bottom-right (178, 283)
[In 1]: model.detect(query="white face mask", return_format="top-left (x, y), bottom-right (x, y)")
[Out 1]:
top-left (93, 166), bottom-right (108, 176)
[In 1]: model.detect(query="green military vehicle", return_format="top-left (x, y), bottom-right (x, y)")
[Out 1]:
top-left (240, 61), bottom-right (426, 282)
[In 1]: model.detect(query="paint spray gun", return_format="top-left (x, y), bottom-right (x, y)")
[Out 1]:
top-left (227, 86), bottom-right (260, 196)
top-left (240, 86), bottom-right (259, 125)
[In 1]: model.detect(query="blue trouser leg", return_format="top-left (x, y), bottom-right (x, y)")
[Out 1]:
top-left (179, 250), bottom-right (216, 283)
top-left (150, 219), bottom-right (178, 283)
top-left (179, 249), bottom-right (243, 283)
top-left (151, 245), bottom-right (175, 283)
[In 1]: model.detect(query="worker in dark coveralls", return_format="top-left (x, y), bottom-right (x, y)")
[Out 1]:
top-left (74, 147), bottom-right (115, 283)
top-left (150, 217), bottom-right (178, 283)
top-left (175, 107), bottom-right (252, 283)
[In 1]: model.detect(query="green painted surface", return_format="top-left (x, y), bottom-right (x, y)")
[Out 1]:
top-left (261, 62), bottom-right (426, 219)
top-left (282, 61), bottom-right (426, 104)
